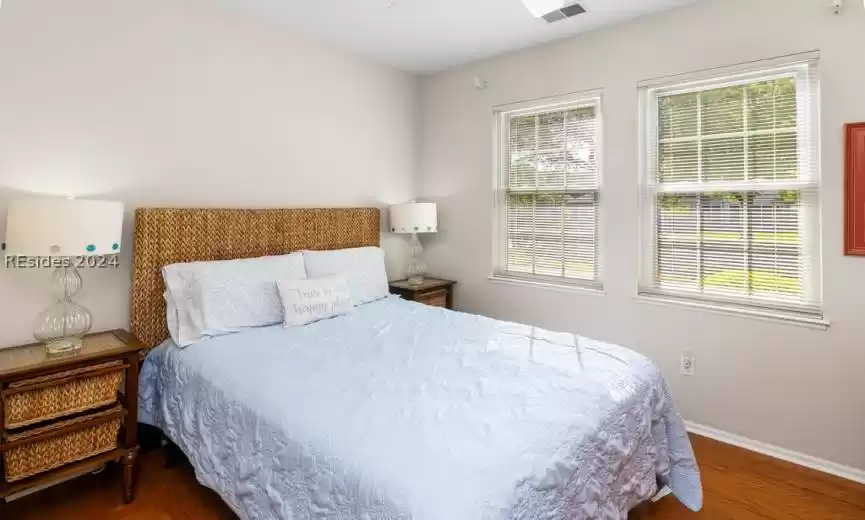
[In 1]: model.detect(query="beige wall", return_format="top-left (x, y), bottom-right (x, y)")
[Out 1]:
top-left (420, 0), bottom-right (865, 470)
top-left (0, 0), bottom-right (418, 346)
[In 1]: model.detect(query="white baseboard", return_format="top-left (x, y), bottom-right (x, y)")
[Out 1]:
top-left (685, 421), bottom-right (865, 485)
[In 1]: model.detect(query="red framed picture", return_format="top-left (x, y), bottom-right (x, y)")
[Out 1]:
top-left (845, 123), bottom-right (865, 255)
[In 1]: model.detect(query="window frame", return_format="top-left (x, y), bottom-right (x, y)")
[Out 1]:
top-left (492, 91), bottom-right (604, 290)
top-left (637, 58), bottom-right (823, 321)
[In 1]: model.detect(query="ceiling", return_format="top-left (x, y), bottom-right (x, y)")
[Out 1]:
top-left (215, 0), bottom-right (699, 74)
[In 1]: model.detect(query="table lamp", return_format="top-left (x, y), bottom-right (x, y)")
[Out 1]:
top-left (389, 202), bottom-right (437, 285)
top-left (4, 197), bottom-right (124, 354)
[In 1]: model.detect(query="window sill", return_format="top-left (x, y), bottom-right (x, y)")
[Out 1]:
top-left (634, 293), bottom-right (830, 330)
top-left (487, 275), bottom-right (606, 296)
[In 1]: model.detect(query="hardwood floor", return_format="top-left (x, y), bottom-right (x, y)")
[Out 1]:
top-left (633, 435), bottom-right (865, 520)
top-left (5, 434), bottom-right (865, 519)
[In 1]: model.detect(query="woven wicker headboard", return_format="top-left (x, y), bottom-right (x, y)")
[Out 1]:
top-left (131, 207), bottom-right (380, 348)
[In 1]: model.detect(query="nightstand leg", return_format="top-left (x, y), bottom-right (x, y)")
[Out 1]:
top-left (122, 447), bottom-right (139, 504)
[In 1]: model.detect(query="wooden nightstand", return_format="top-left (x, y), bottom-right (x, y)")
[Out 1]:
top-left (389, 278), bottom-right (456, 309)
top-left (0, 330), bottom-right (147, 507)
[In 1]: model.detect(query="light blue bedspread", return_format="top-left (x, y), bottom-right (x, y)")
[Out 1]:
top-left (140, 296), bottom-right (702, 519)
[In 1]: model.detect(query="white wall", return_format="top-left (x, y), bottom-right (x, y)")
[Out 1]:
top-left (420, 0), bottom-right (865, 470)
top-left (0, 0), bottom-right (418, 346)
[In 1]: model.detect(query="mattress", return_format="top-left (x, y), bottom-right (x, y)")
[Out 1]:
top-left (140, 296), bottom-right (702, 519)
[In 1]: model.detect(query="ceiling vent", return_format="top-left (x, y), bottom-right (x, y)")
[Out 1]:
top-left (542, 2), bottom-right (586, 23)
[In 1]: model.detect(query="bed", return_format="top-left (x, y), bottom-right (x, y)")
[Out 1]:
top-left (132, 207), bottom-right (702, 520)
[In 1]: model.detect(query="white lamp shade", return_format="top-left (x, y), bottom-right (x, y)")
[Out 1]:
top-left (389, 203), bottom-right (437, 234)
top-left (4, 197), bottom-right (124, 256)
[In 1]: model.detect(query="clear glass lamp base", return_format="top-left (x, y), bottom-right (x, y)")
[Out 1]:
top-left (44, 337), bottom-right (85, 355)
top-left (34, 266), bottom-right (92, 355)
top-left (406, 233), bottom-right (427, 286)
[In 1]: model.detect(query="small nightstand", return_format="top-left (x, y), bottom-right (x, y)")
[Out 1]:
top-left (0, 330), bottom-right (147, 507)
top-left (389, 278), bottom-right (456, 309)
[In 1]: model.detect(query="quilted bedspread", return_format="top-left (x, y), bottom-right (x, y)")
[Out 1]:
top-left (140, 296), bottom-right (702, 519)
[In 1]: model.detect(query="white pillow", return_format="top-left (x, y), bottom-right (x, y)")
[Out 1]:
top-left (302, 247), bottom-right (388, 306)
top-left (163, 253), bottom-right (307, 346)
top-left (164, 291), bottom-right (180, 344)
top-left (162, 267), bottom-right (206, 347)
top-left (277, 275), bottom-right (354, 327)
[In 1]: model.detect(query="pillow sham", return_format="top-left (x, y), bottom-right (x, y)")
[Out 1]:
top-left (164, 291), bottom-right (180, 344)
top-left (162, 252), bottom-right (307, 346)
top-left (277, 275), bottom-right (354, 327)
top-left (162, 267), bottom-right (206, 347)
top-left (302, 247), bottom-right (388, 305)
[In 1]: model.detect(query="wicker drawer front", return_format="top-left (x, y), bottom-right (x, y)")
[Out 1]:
top-left (4, 361), bottom-right (124, 429)
top-left (418, 290), bottom-right (448, 308)
top-left (3, 405), bottom-right (122, 482)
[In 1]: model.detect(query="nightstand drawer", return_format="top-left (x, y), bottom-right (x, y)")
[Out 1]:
top-left (3, 361), bottom-right (125, 430)
top-left (3, 405), bottom-right (123, 482)
top-left (418, 289), bottom-right (448, 308)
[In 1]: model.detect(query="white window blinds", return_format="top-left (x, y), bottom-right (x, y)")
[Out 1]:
top-left (640, 60), bottom-right (822, 316)
top-left (495, 96), bottom-right (601, 287)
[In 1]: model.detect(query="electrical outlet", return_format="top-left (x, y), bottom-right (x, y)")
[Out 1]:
top-left (681, 352), bottom-right (695, 376)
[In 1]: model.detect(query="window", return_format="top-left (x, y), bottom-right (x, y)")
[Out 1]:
top-left (494, 94), bottom-right (602, 289)
top-left (639, 59), bottom-right (822, 318)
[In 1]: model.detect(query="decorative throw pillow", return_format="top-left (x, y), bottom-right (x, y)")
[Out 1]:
top-left (302, 247), bottom-right (389, 306)
top-left (277, 275), bottom-right (354, 327)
